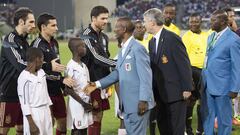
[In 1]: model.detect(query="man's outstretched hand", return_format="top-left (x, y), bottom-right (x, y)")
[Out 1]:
top-left (83, 82), bottom-right (97, 95)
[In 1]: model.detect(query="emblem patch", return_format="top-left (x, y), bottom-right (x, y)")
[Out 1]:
top-left (161, 55), bottom-right (168, 64)
top-left (125, 63), bottom-right (131, 71)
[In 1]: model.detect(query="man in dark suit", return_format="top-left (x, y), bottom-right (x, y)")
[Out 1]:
top-left (143, 8), bottom-right (193, 135)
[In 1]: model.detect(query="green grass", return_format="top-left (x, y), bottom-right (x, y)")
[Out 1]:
top-left (8, 40), bottom-right (240, 134)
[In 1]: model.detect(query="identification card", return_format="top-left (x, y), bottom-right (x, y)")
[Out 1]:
top-left (125, 63), bottom-right (131, 71)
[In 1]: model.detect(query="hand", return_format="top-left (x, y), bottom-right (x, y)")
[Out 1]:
top-left (228, 91), bottom-right (238, 99)
top-left (82, 102), bottom-right (93, 112)
top-left (138, 101), bottom-right (148, 116)
top-left (26, 115), bottom-right (40, 135)
top-left (51, 58), bottom-right (65, 72)
top-left (83, 82), bottom-right (97, 95)
top-left (63, 77), bottom-right (75, 88)
top-left (92, 99), bottom-right (99, 109)
top-left (183, 91), bottom-right (191, 100)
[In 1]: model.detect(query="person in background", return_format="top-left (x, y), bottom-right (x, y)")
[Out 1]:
top-left (201, 9), bottom-right (240, 135)
top-left (0, 7), bottom-right (35, 135)
top-left (144, 8), bottom-right (193, 135)
top-left (31, 13), bottom-right (75, 135)
top-left (82, 6), bottom-right (116, 135)
top-left (66, 38), bottom-right (93, 135)
top-left (84, 17), bottom-right (155, 135)
top-left (182, 13), bottom-right (208, 135)
top-left (163, 3), bottom-right (181, 36)
top-left (18, 48), bottom-right (53, 135)
top-left (133, 20), bottom-right (153, 51)
top-left (224, 7), bottom-right (238, 31)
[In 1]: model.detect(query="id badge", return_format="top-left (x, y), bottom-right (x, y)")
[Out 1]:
top-left (125, 63), bottom-right (131, 71)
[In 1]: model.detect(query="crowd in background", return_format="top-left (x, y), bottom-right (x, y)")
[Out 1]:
top-left (113, 0), bottom-right (240, 29)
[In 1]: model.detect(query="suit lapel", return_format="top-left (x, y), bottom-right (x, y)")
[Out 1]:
top-left (119, 39), bottom-right (134, 66)
top-left (212, 28), bottom-right (230, 50)
top-left (155, 28), bottom-right (165, 63)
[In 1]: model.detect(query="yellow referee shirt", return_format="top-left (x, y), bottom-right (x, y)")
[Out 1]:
top-left (182, 30), bottom-right (208, 68)
top-left (164, 23), bottom-right (181, 36)
top-left (137, 33), bottom-right (153, 52)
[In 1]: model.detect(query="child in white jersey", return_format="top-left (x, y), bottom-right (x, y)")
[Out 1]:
top-left (66, 38), bottom-right (93, 135)
top-left (17, 48), bottom-right (53, 135)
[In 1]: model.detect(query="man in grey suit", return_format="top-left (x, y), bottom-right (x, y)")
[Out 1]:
top-left (84, 17), bottom-right (155, 135)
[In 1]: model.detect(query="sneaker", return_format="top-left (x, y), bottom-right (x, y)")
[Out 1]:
top-left (232, 117), bottom-right (240, 126)
top-left (214, 118), bottom-right (218, 129)
top-left (235, 115), bottom-right (240, 121)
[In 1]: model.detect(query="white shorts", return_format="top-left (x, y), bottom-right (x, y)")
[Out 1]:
top-left (24, 105), bottom-right (53, 135)
top-left (67, 96), bottom-right (93, 129)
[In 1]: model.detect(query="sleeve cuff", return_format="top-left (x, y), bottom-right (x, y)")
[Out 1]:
top-left (95, 81), bottom-right (102, 88)
top-left (23, 107), bottom-right (31, 116)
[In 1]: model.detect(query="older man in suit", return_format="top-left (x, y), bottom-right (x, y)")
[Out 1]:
top-left (84, 17), bottom-right (155, 135)
top-left (143, 8), bottom-right (193, 135)
top-left (201, 9), bottom-right (240, 135)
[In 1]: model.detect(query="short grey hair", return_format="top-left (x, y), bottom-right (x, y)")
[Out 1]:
top-left (143, 8), bottom-right (164, 26)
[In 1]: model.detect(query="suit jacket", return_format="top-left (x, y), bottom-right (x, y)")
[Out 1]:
top-left (202, 27), bottom-right (240, 95)
top-left (99, 37), bottom-right (155, 114)
top-left (149, 28), bottom-right (193, 103)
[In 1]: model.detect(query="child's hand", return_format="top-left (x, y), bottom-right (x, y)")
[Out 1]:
top-left (51, 58), bottom-right (66, 72)
top-left (63, 77), bottom-right (75, 88)
top-left (92, 99), bottom-right (99, 109)
top-left (82, 102), bottom-right (93, 112)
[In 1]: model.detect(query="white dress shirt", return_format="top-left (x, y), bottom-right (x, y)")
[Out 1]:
top-left (153, 27), bottom-right (163, 53)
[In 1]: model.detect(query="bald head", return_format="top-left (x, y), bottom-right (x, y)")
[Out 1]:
top-left (211, 9), bottom-right (228, 32)
top-left (117, 17), bottom-right (135, 33)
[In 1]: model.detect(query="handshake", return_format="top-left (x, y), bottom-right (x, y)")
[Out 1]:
top-left (83, 82), bottom-right (98, 95)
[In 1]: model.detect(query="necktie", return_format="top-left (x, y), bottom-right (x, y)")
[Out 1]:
top-left (208, 33), bottom-right (220, 51)
top-left (152, 37), bottom-right (157, 54)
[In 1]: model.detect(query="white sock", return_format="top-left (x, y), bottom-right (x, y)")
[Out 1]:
top-left (118, 129), bottom-right (127, 135)
top-left (233, 98), bottom-right (239, 117)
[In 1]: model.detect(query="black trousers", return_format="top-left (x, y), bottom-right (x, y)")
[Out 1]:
top-left (156, 99), bottom-right (187, 135)
top-left (186, 66), bottom-right (203, 135)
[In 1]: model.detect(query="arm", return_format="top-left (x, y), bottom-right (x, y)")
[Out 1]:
top-left (229, 40), bottom-right (240, 95)
top-left (84, 69), bottom-right (119, 95)
top-left (64, 67), bottom-right (92, 111)
top-left (63, 86), bottom-right (92, 111)
top-left (134, 45), bottom-right (153, 115)
top-left (135, 45), bottom-right (153, 102)
top-left (2, 41), bottom-right (26, 72)
top-left (17, 78), bottom-right (39, 134)
top-left (83, 38), bottom-right (117, 67)
top-left (171, 36), bottom-right (193, 91)
top-left (99, 69), bottom-right (119, 89)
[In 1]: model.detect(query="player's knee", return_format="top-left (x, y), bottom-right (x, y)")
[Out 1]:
top-left (15, 125), bottom-right (23, 135)
top-left (0, 127), bottom-right (9, 135)
top-left (56, 118), bottom-right (66, 130)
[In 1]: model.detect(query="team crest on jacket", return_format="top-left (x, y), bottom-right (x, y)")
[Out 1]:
top-left (125, 63), bottom-right (131, 71)
top-left (161, 54), bottom-right (168, 64)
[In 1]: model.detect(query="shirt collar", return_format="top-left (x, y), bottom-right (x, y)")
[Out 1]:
top-left (13, 29), bottom-right (28, 40)
top-left (39, 34), bottom-right (54, 43)
top-left (69, 59), bottom-right (84, 70)
top-left (153, 27), bottom-right (163, 40)
top-left (215, 26), bottom-right (228, 39)
top-left (121, 36), bottom-right (133, 49)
